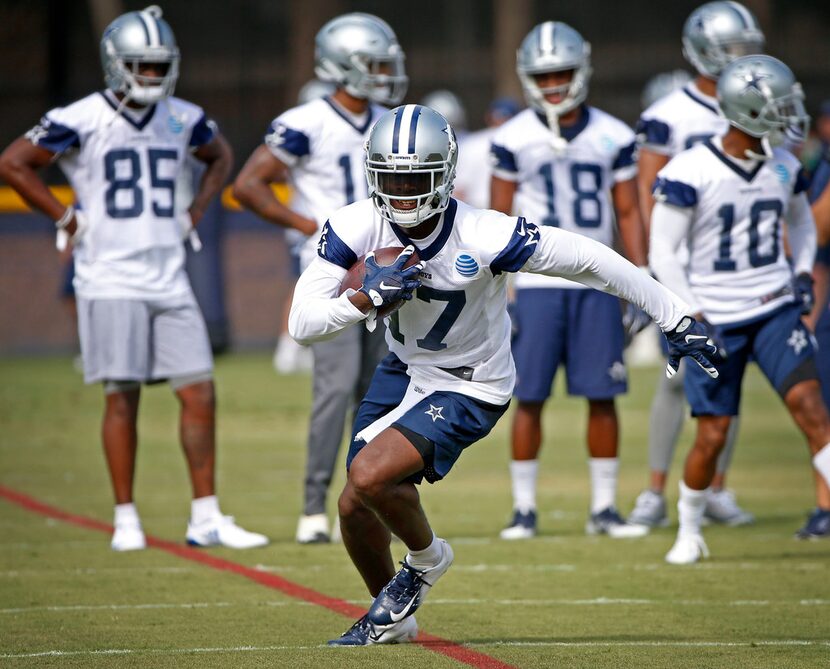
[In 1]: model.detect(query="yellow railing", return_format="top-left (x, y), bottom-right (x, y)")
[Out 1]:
top-left (0, 184), bottom-right (292, 213)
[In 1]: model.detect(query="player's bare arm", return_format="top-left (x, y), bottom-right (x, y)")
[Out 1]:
top-left (0, 138), bottom-right (73, 231)
top-left (490, 175), bottom-right (516, 215)
top-left (637, 148), bottom-right (669, 236)
top-left (813, 177), bottom-right (830, 247)
top-left (232, 144), bottom-right (317, 235)
top-left (612, 177), bottom-right (647, 266)
top-left (189, 132), bottom-right (233, 227)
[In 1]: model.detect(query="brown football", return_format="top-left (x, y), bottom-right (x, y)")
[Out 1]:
top-left (339, 246), bottom-right (421, 319)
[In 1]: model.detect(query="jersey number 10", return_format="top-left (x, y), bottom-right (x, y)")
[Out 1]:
top-left (714, 199), bottom-right (782, 271)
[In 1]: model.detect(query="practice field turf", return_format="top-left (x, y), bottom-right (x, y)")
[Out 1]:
top-left (1, 354), bottom-right (828, 668)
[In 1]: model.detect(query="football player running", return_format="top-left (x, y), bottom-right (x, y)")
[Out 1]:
top-left (233, 13), bottom-right (408, 545)
top-left (650, 55), bottom-right (830, 564)
top-left (490, 21), bottom-right (649, 539)
top-left (630, 1), bottom-right (764, 529)
top-left (289, 104), bottom-right (720, 644)
top-left (0, 6), bottom-right (267, 550)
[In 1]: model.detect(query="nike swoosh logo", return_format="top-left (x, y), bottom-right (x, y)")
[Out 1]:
top-left (517, 221), bottom-right (526, 236)
top-left (378, 281), bottom-right (399, 291)
top-left (685, 334), bottom-right (708, 344)
top-left (388, 595), bottom-right (418, 623)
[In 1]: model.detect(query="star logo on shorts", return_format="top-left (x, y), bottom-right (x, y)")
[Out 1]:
top-left (425, 405), bottom-right (445, 422)
top-left (787, 328), bottom-right (808, 355)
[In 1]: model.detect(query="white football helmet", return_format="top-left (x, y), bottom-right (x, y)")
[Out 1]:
top-left (641, 70), bottom-right (694, 108)
top-left (517, 21), bottom-right (592, 117)
top-left (717, 54), bottom-right (809, 155)
top-left (365, 104), bottom-right (457, 228)
top-left (314, 13), bottom-right (408, 105)
top-left (420, 90), bottom-right (468, 131)
top-left (100, 5), bottom-right (180, 105)
top-left (682, 2), bottom-right (765, 79)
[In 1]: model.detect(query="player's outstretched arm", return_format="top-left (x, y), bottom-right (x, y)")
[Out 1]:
top-left (190, 132), bottom-right (233, 227)
top-left (232, 145), bottom-right (317, 235)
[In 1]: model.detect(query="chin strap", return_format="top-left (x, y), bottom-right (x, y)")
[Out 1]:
top-left (744, 136), bottom-right (773, 161)
top-left (544, 107), bottom-right (569, 156)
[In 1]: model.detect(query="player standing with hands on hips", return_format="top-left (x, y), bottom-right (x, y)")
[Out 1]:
top-left (289, 104), bottom-right (721, 645)
top-left (0, 6), bottom-right (267, 551)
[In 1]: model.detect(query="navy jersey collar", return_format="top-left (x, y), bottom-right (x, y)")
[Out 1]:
top-left (323, 96), bottom-right (375, 134)
top-left (99, 91), bottom-right (157, 130)
top-left (390, 198), bottom-right (457, 261)
top-left (534, 105), bottom-right (590, 142)
top-left (683, 85), bottom-right (719, 115)
top-left (704, 139), bottom-right (764, 182)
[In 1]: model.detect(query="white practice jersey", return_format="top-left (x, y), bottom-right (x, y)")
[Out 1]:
top-left (454, 127), bottom-right (497, 209)
top-left (653, 140), bottom-right (809, 324)
top-left (490, 106), bottom-right (637, 289)
top-left (30, 91), bottom-right (216, 300)
top-left (289, 198), bottom-right (689, 405)
top-left (265, 96), bottom-right (385, 270)
top-left (636, 83), bottom-right (727, 158)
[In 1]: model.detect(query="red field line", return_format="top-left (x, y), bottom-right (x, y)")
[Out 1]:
top-left (0, 485), bottom-right (516, 669)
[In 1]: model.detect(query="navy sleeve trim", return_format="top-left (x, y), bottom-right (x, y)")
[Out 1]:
top-left (490, 217), bottom-right (540, 276)
top-left (265, 122), bottom-right (310, 158)
top-left (612, 141), bottom-right (637, 171)
top-left (317, 221), bottom-right (357, 270)
top-left (635, 118), bottom-right (670, 147)
top-left (490, 143), bottom-right (518, 173)
top-left (26, 118), bottom-right (80, 153)
top-left (189, 113), bottom-right (216, 147)
top-left (653, 177), bottom-right (698, 208)
top-left (793, 167), bottom-right (810, 196)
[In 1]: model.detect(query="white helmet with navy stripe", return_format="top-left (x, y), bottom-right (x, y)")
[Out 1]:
top-left (682, 2), bottom-right (765, 79)
top-left (100, 5), bottom-right (180, 105)
top-left (365, 104), bottom-right (458, 228)
top-left (314, 13), bottom-right (408, 106)
top-left (517, 21), bottom-right (592, 117)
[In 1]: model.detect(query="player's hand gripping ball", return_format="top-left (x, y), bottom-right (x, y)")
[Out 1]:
top-left (340, 246), bottom-right (423, 319)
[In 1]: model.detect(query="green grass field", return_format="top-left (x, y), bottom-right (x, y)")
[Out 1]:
top-left (1, 354), bottom-right (828, 668)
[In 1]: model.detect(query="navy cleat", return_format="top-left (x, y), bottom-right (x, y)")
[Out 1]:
top-left (327, 614), bottom-right (418, 646)
top-left (367, 539), bottom-right (453, 626)
top-left (795, 508), bottom-right (830, 539)
top-left (586, 507), bottom-right (649, 538)
top-left (499, 509), bottom-right (537, 539)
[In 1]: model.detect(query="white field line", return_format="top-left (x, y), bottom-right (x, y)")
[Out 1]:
top-left (3, 598), bottom-right (828, 615)
top-left (3, 640), bottom-right (829, 659)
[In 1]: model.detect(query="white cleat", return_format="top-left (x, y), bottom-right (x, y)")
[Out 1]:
top-left (665, 533), bottom-right (710, 565)
top-left (295, 513), bottom-right (330, 544)
top-left (703, 489), bottom-right (754, 526)
top-left (628, 489), bottom-right (670, 528)
top-left (111, 522), bottom-right (146, 552)
top-left (186, 515), bottom-right (269, 549)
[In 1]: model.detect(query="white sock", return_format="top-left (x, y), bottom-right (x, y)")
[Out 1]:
top-left (589, 458), bottom-right (618, 514)
top-left (813, 444), bottom-right (830, 488)
top-left (114, 503), bottom-right (140, 527)
top-left (191, 495), bottom-right (221, 525)
top-left (407, 533), bottom-right (443, 570)
top-left (677, 481), bottom-right (707, 538)
top-left (509, 459), bottom-right (538, 513)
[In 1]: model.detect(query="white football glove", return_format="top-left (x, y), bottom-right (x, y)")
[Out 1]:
top-left (55, 207), bottom-right (88, 251)
top-left (178, 212), bottom-right (203, 252)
